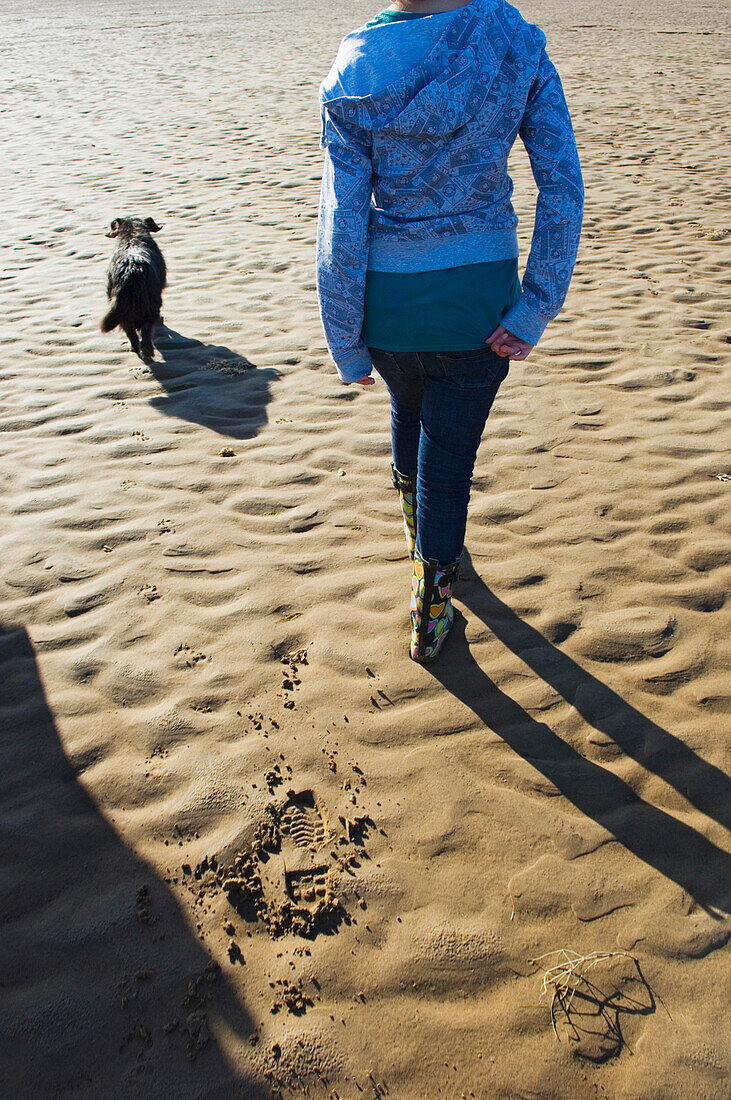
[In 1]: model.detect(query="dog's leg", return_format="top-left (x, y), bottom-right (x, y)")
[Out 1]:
top-left (122, 322), bottom-right (141, 357)
top-left (140, 322), bottom-right (155, 362)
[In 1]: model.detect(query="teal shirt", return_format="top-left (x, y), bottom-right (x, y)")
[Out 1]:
top-left (364, 10), bottom-right (425, 27)
top-left (363, 260), bottom-right (521, 351)
top-left (361, 8), bottom-right (521, 352)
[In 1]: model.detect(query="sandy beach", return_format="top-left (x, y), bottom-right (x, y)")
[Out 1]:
top-left (1, 0), bottom-right (729, 1096)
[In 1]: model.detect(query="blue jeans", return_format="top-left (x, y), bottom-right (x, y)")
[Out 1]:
top-left (368, 347), bottom-right (509, 565)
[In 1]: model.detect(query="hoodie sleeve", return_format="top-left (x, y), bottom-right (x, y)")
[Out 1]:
top-left (316, 103), bottom-right (374, 384)
top-left (500, 49), bottom-right (584, 347)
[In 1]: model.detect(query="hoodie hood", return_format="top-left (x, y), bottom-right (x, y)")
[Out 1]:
top-left (320, 0), bottom-right (543, 141)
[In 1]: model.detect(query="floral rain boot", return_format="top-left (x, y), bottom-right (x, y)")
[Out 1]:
top-left (391, 464), bottom-right (417, 559)
top-left (410, 550), bottom-right (459, 663)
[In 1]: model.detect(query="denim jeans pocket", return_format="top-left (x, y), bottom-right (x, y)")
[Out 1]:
top-left (368, 348), bottom-right (424, 408)
top-left (437, 347), bottom-right (493, 363)
top-left (436, 349), bottom-right (508, 387)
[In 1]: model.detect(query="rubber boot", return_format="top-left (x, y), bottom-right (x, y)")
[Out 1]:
top-left (410, 550), bottom-right (459, 663)
top-left (391, 464), bottom-right (417, 559)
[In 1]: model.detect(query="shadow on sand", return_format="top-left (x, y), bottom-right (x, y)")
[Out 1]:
top-left (0, 622), bottom-right (270, 1099)
top-left (148, 325), bottom-right (280, 439)
top-left (428, 552), bottom-right (731, 918)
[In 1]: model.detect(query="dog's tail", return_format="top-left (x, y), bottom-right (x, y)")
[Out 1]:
top-left (100, 298), bottom-right (120, 332)
top-left (101, 273), bottom-right (162, 333)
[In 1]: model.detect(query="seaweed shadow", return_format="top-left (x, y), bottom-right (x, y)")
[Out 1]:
top-left (533, 950), bottom-right (656, 1062)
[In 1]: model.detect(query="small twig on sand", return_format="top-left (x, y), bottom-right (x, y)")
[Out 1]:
top-left (530, 949), bottom-right (656, 1058)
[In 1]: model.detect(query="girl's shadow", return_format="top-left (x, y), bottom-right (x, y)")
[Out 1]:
top-left (428, 551), bottom-right (731, 917)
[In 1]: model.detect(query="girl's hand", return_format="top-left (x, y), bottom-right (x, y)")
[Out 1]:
top-left (485, 325), bottom-right (534, 360)
top-left (354, 374), bottom-right (375, 386)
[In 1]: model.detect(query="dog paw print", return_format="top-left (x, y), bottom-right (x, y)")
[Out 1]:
top-left (320, 737), bottom-right (339, 775)
top-left (174, 643), bottom-right (210, 668)
top-left (264, 764), bottom-right (284, 791)
top-left (191, 701), bottom-right (213, 713)
top-left (279, 648), bottom-right (307, 709)
top-left (139, 584), bottom-right (161, 602)
top-left (269, 978), bottom-right (313, 1016)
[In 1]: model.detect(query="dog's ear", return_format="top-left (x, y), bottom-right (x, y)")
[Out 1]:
top-left (144, 218), bottom-right (163, 233)
top-left (106, 219), bottom-right (120, 239)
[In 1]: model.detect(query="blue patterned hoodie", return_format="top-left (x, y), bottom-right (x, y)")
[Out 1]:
top-left (316, 0), bottom-right (584, 383)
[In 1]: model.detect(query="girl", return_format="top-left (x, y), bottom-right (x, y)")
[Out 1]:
top-left (317, 0), bottom-right (583, 662)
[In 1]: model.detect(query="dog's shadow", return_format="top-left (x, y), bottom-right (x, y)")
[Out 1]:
top-left (148, 325), bottom-right (279, 439)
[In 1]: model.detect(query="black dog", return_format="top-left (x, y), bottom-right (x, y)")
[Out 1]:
top-left (101, 216), bottom-right (166, 360)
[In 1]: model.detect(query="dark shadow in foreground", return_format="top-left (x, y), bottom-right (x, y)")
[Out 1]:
top-left (149, 325), bottom-right (280, 439)
top-left (427, 555), bottom-right (731, 918)
top-left (0, 623), bottom-right (270, 1100)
